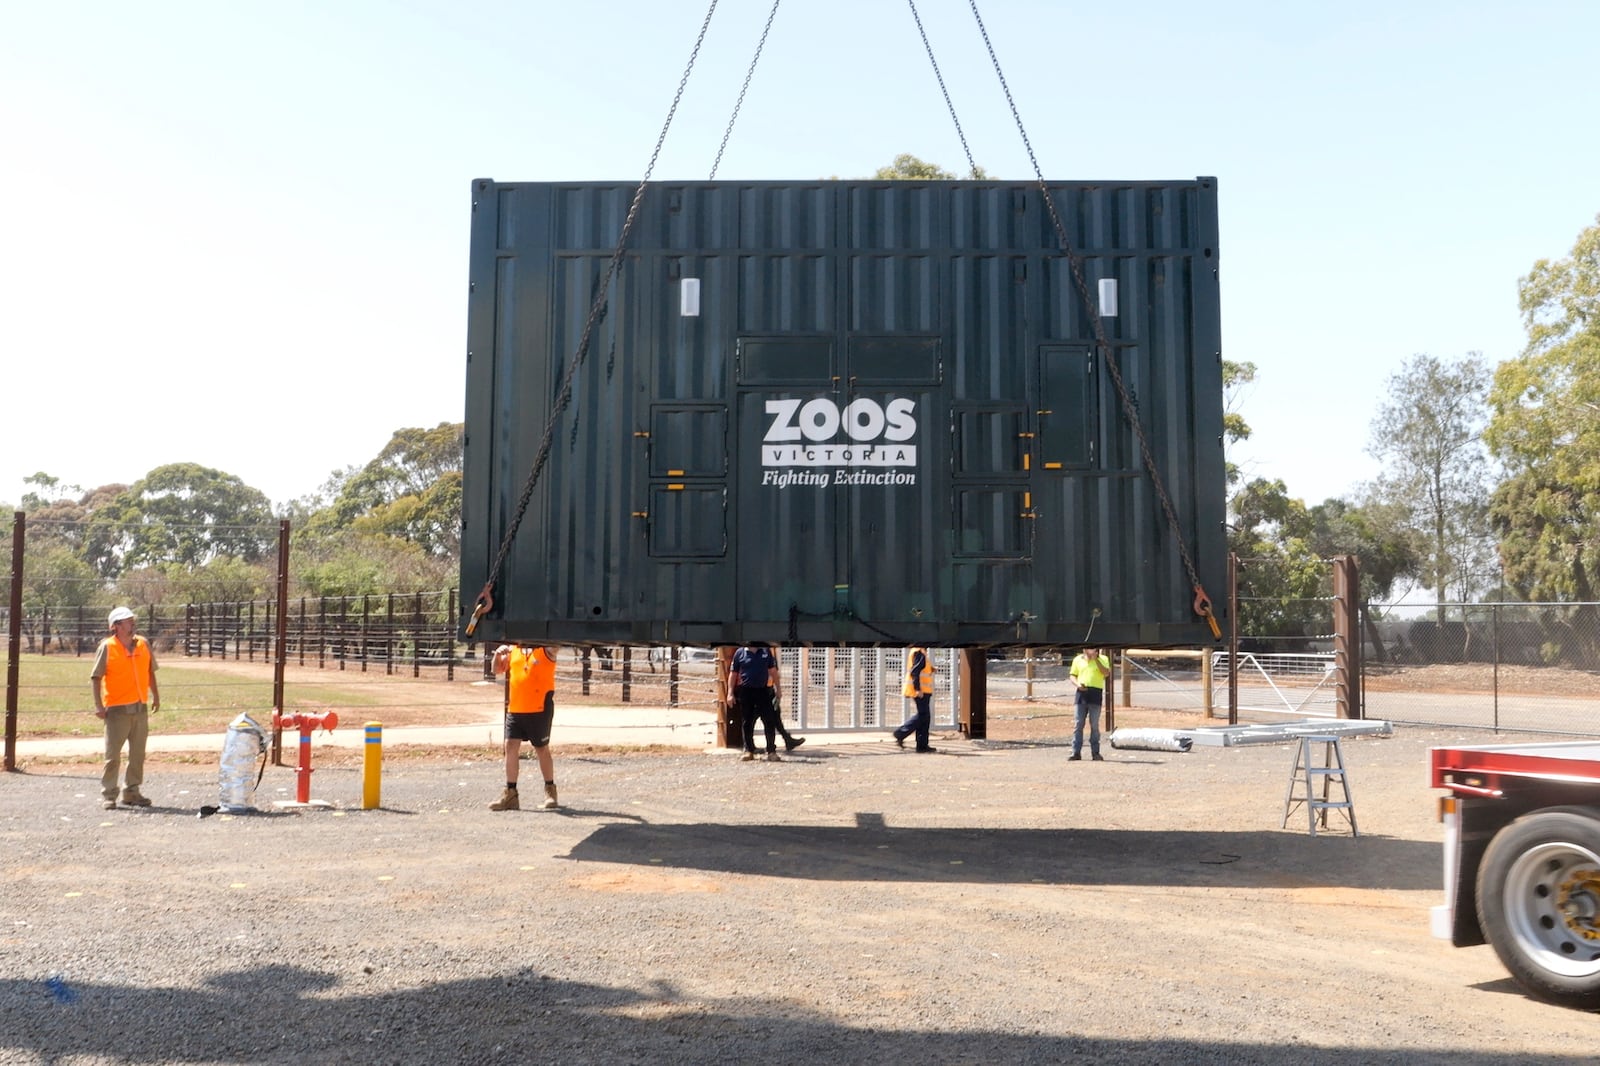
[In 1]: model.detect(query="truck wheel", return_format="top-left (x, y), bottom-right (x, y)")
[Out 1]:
top-left (1476, 806), bottom-right (1600, 1010)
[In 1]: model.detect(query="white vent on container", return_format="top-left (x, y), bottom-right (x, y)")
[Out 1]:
top-left (1097, 278), bottom-right (1118, 318)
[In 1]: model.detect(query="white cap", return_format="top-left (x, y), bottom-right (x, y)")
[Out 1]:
top-left (108, 606), bottom-right (136, 627)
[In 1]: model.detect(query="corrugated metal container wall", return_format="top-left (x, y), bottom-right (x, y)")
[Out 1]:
top-left (460, 179), bottom-right (1227, 648)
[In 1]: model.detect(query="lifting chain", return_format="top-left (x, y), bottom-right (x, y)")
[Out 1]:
top-left (709, 0), bottom-right (783, 181)
top-left (905, 0), bottom-right (979, 179)
top-left (467, 0), bottom-right (722, 637)
top-left (961, 0), bottom-right (1221, 639)
top-left (472, 0), bottom-right (1220, 642)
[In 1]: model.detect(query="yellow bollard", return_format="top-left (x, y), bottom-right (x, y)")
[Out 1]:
top-left (362, 722), bottom-right (382, 810)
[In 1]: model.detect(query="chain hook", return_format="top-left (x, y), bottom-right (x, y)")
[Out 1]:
top-left (465, 583), bottom-right (495, 638)
top-left (1193, 585), bottom-right (1221, 639)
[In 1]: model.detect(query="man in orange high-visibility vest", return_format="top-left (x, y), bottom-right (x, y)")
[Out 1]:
top-left (90, 606), bottom-right (161, 809)
top-left (489, 644), bottom-right (560, 811)
top-left (892, 646), bottom-right (938, 753)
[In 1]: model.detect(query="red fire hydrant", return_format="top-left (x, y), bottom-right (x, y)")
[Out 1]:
top-left (273, 710), bottom-right (339, 804)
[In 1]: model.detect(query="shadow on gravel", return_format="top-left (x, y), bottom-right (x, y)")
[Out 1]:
top-left (565, 822), bottom-right (1438, 890)
top-left (0, 967), bottom-right (1581, 1065)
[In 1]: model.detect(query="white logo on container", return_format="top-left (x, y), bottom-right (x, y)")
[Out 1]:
top-left (762, 398), bottom-right (917, 469)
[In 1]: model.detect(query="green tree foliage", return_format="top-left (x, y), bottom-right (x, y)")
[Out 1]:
top-left (1306, 496), bottom-right (1423, 604)
top-left (300, 423), bottom-right (463, 559)
top-left (1221, 359), bottom-right (1256, 487)
top-left (1368, 353), bottom-right (1494, 608)
top-left (1305, 495), bottom-right (1426, 658)
top-left (81, 463), bottom-right (274, 578)
top-left (866, 153), bottom-right (990, 180)
top-left (20, 472), bottom-right (82, 508)
top-left (163, 556), bottom-right (273, 604)
top-left (1486, 215), bottom-right (1600, 605)
top-left (1227, 477), bottom-right (1328, 639)
top-left (16, 542), bottom-right (96, 652)
top-left (16, 480), bottom-right (120, 634)
top-left (1227, 478), bottom-right (1424, 649)
top-left (295, 533), bottom-right (454, 598)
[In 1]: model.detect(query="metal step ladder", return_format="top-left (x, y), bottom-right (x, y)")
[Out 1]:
top-left (1281, 734), bottom-right (1357, 837)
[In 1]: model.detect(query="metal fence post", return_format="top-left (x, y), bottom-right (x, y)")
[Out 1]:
top-left (446, 588), bottom-right (457, 681)
top-left (271, 520), bottom-right (290, 766)
top-left (4, 511), bottom-right (23, 772)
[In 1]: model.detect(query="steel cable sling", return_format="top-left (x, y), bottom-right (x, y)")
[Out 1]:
top-left (953, 0), bottom-right (1220, 638)
top-left (709, 0), bottom-right (783, 181)
top-left (467, 1), bottom-right (723, 637)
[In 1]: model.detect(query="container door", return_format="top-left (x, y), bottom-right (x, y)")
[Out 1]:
top-left (837, 335), bottom-right (943, 630)
top-left (733, 336), bottom-right (841, 627)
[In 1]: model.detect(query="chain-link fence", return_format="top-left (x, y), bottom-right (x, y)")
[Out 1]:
top-left (8, 539), bottom-right (1600, 740)
top-left (1361, 601), bottom-right (1600, 735)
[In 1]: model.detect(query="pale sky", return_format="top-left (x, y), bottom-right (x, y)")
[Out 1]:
top-left (2, 0), bottom-right (1595, 512)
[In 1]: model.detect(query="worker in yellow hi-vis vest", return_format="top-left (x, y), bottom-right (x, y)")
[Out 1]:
top-left (1069, 646), bottom-right (1112, 761)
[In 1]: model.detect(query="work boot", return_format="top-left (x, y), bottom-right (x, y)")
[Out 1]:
top-left (785, 736), bottom-right (806, 752)
top-left (489, 787), bottom-right (520, 811)
top-left (120, 788), bottom-right (151, 807)
top-left (541, 783), bottom-right (560, 810)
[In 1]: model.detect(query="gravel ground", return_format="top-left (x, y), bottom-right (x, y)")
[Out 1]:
top-left (1, 725), bottom-right (1595, 1065)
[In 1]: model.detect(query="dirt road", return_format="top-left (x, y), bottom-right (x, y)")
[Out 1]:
top-left (1, 724), bottom-right (1592, 1064)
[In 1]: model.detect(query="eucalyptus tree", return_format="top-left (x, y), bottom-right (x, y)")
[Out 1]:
top-left (1368, 353), bottom-right (1494, 609)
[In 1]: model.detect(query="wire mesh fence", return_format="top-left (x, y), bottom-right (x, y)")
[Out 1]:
top-left (1361, 601), bottom-right (1600, 735)
top-left (7, 569), bottom-right (1600, 738)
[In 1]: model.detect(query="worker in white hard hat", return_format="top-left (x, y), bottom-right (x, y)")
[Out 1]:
top-left (89, 607), bottom-right (161, 809)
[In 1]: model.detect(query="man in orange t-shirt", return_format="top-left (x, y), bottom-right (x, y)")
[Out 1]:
top-left (489, 644), bottom-right (560, 811)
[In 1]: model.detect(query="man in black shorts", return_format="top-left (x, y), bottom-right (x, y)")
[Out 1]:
top-left (490, 644), bottom-right (560, 810)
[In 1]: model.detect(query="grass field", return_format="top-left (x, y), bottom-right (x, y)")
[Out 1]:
top-left (5, 655), bottom-right (479, 738)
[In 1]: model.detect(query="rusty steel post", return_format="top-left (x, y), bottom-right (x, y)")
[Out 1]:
top-left (715, 645), bottom-right (739, 748)
top-left (1333, 554), bottom-right (1362, 719)
top-left (446, 588), bottom-right (457, 681)
top-left (5, 511), bottom-right (24, 772)
top-left (271, 520), bottom-right (289, 766)
top-left (958, 648), bottom-right (987, 739)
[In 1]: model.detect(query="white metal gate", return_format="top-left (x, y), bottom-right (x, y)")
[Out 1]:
top-left (777, 647), bottom-right (962, 733)
top-left (1212, 652), bottom-right (1337, 717)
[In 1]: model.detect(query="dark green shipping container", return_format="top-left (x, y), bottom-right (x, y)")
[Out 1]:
top-left (460, 178), bottom-right (1227, 648)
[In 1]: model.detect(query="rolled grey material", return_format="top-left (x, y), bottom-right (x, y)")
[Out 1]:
top-left (218, 713), bottom-right (268, 812)
top-left (1108, 728), bottom-right (1193, 753)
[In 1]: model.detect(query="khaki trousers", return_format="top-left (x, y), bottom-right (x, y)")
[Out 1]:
top-left (101, 704), bottom-right (149, 800)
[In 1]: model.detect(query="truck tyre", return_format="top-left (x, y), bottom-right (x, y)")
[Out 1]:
top-left (1476, 806), bottom-right (1600, 1010)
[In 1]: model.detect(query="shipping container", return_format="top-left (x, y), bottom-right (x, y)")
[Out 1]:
top-left (460, 178), bottom-right (1227, 648)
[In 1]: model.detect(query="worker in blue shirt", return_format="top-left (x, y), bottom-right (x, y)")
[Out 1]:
top-left (728, 644), bottom-right (801, 761)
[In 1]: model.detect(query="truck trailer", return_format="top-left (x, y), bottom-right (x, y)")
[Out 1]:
top-left (1431, 740), bottom-right (1600, 1009)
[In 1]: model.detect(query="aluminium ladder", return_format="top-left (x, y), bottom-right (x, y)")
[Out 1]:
top-left (1282, 734), bottom-right (1357, 837)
